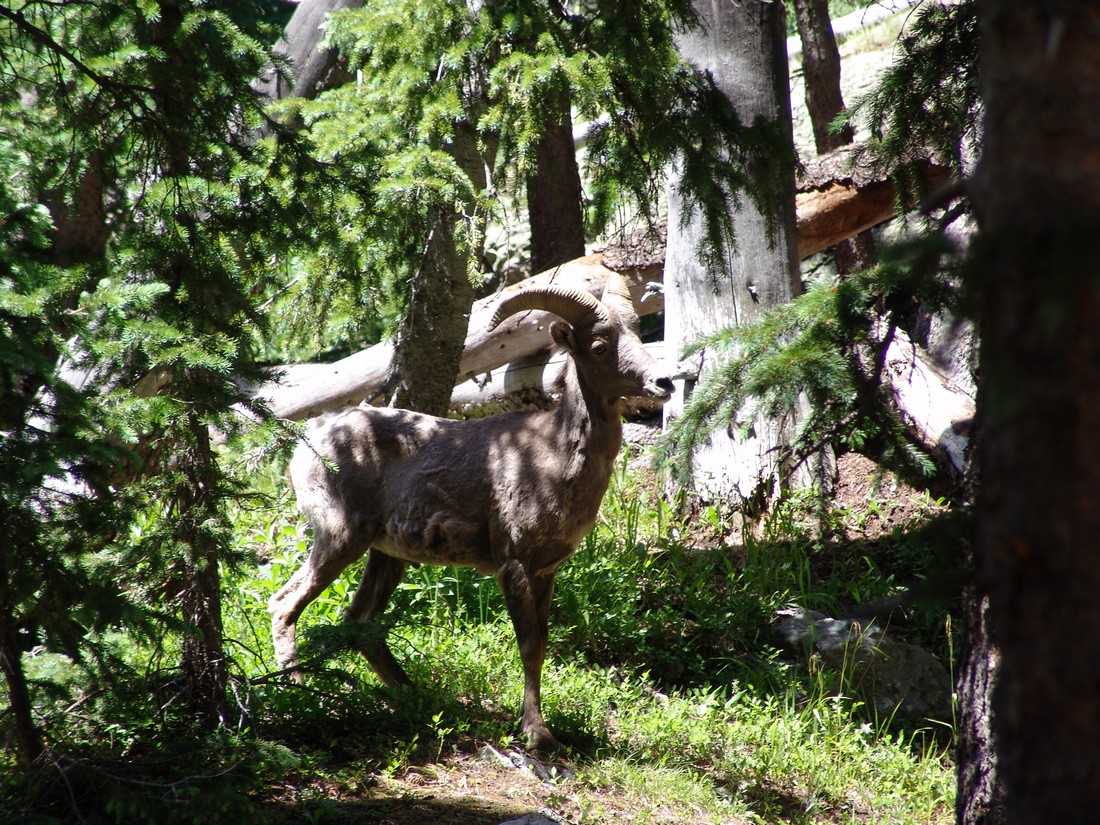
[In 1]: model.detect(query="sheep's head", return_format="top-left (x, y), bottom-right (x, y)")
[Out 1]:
top-left (489, 272), bottom-right (674, 403)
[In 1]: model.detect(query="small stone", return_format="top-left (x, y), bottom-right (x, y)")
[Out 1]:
top-left (498, 814), bottom-right (559, 825)
top-left (480, 744), bottom-right (518, 770)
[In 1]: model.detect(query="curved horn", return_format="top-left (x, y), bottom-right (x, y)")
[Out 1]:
top-left (489, 286), bottom-right (608, 330)
top-left (601, 270), bottom-right (635, 313)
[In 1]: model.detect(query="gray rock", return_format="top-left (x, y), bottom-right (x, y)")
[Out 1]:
top-left (775, 607), bottom-right (952, 724)
top-left (498, 813), bottom-right (561, 825)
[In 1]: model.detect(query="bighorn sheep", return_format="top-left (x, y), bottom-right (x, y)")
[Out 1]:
top-left (269, 271), bottom-right (674, 750)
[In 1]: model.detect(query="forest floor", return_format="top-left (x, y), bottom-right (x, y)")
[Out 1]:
top-left (260, 749), bottom-right (628, 825)
top-left (252, 454), bottom-right (946, 825)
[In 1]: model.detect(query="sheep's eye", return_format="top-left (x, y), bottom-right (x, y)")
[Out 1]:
top-left (591, 340), bottom-right (608, 356)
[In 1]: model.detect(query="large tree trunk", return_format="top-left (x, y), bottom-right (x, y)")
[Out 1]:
top-left (386, 119), bottom-right (491, 416)
top-left (963, 1), bottom-right (1100, 821)
top-left (387, 205), bottom-right (477, 416)
top-left (664, 0), bottom-right (802, 505)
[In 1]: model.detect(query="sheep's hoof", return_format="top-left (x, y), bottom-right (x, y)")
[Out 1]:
top-left (524, 724), bottom-right (560, 754)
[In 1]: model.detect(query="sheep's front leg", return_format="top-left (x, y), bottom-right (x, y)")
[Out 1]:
top-left (498, 558), bottom-right (558, 751)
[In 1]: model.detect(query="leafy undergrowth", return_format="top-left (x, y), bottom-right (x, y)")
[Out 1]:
top-left (6, 451), bottom-right (961, 824)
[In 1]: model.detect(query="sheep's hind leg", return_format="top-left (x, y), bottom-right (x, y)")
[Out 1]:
top-left (269, 536), bottom-right (365, 682)
top-left (345, 549), bottom-right (411, 688)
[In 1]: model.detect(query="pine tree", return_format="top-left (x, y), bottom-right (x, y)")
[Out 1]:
top-left (275, 0), bottom-right (791, 347)
top-left (968, 0), bottom-right (1100, 819)
top-left (0, 0), bottom-right (315, 761)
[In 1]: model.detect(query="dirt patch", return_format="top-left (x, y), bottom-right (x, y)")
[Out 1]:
top-left (258, 747), bottom-right (722, 825)
top-left (830, 451), bottom-right (943, 539)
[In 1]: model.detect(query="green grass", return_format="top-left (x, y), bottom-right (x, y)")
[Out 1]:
top-left (5, 451), bottom-right (958, 824)
top-left (220, 451), bottom-right (956, 822)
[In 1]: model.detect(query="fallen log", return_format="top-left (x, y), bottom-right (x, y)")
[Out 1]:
top-left (883, 329), bottom-right (974, 475)
top-left (256, 146), bottom-right (957, 425)
top-left (795, 147), bottom-right (952, 259)
top-left (255, 254), bottom-right (663, 420)
top-left (450, 342), bottom-right (669, 414)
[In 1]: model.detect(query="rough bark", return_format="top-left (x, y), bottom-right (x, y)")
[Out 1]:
top-left (386, 206), bottom-right (477, 416)
top-left (792, 0), bottom-right (851, 152)
top-left (526, 92), bottom-right (586, 276)
top-left (956, 586), bottom-right (1003, 824)
top-left (254, 0), bottom-right (360, 102)
top-left (795, 147), bottom-right (949, 258)
top-left (796, 173), bottom-right (903, 256)
top-left (663, 0), bottom-right (802, 504)
top-left (385, 118), bottom-right (491, 416)
top-left (965, 1), bottom-right (1100, 821)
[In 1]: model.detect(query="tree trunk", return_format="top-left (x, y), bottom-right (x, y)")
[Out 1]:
top-left (526, 92), bottom-right (586, 275)
top-left (664, 0), bottom-right (802, 506)
top-left (964, 1), bottom-right (1100, 820)
top-left (792, 0), bottom-right (851, 152)
top-left (0, 618), bottom-right (43, 766)
top-left (791, 0), bottom-right (876, 274)
top-left (173, 417), bottom-right (230, 730)
top-left (387, 206), bottom-right (477, 416)
top-left (386, 121), bottom-right (489, 416)
top-left (254, 0), bottom-right (361, 102)
top-left (956, 586), bottom-right (1003, 824)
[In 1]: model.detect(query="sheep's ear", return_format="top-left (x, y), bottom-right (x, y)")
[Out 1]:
top-left (550, 320), bottom-right (577, 352)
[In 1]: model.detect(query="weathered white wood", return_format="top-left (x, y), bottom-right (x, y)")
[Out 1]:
top-left (450, 342), bottom-right (668, 412)
top-left (257, 201), bottom-right (971, 466)
top-left (883, 329), bottom-right (974, 474)
top-left (256, 341), bottom-right (396, 420)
